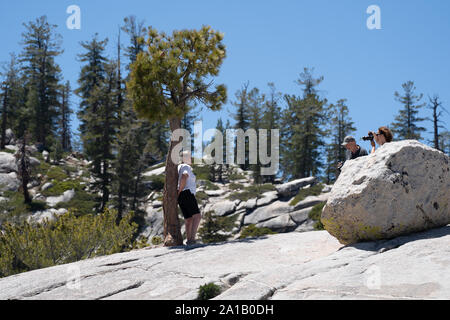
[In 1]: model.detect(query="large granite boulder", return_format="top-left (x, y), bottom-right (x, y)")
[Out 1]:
top-left (244, 200), bottom-right (294, 225)
top-left (322, 140), bottom-right (450, 245)
top-left (275, 177), bottom-right (316, 198)
top-left (0, 152), bottom-right (18, 173)
top-left (46, 189), bottom-right (76, 207)
top-left (0, 172), bottom-right (20, 191)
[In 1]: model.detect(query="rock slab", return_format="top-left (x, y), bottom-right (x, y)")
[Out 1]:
top-left (0, 226), bottom-right (449, 300)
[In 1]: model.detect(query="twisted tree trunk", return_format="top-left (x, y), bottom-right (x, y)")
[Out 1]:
top-left (163, 117), bottom-right (183, 246)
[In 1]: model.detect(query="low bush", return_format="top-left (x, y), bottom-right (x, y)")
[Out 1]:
top-left (0, 191), bottom-right (48, 224)
top-left (197, 211), bottom-right (237, 244)
top-left (203, 180), bottom-right (219, 191)
top-left (308, 202), bottom-right (326, 230)
top-left (46, 165), bottom-right (69, 181)
top-left (228, 182), bottom-right (244, 190)
top-left (197, 282), bottom-right (222, 300)
top-left (228, 172), bottom-right (246, 181)
top-left (0, 208), bottom-right (138, 278)
top-left (192, 164), bottom-right (212, 181)
top-left (55, 190), bottom-right (97, 216)
top-left (289, 183), bottom-right (324, 206)
top-left (239, 224), bottom-right (277, 239)
top-left (41, 179), bottom-right (84, 197)
top-left (227, 184), bottom-right (276, 202)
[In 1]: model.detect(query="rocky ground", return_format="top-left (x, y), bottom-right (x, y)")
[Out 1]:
top-left (141, 164), bottom-right (331, 241)
top-left (1, 225), bottom-right (449, 300)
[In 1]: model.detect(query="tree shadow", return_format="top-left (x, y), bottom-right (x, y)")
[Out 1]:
top-left (345, 225), bottom-right (450, 252)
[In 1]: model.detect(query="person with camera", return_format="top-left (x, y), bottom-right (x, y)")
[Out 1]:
top-left (365, 126), bottom-right (393, 154)
top-left (337, 136), bottom-right (369, 170)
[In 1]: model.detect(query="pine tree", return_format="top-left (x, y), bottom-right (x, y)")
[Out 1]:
top-left (76, 36), bottom-right (120, 211)
top-left (15, 133), bottom-right (33, 204)
top-left (75, 34), bottom-right (108, 174)
top-left (261, 83), bottom-right (282, 183)
top-left (247, 87), bottom-right (265, 183)
top-left (59, 81), bottom-right (72, 152)
top-left (427, 95), bottom-right (447, 151)
top-left (121, 16), bottom-right (147, 66)
top-left (391, 81), bottom-right (426, 141)
top-left (20, 16), bottom-right (63, 150)
top-left (325, 99), bottom-right (356, 183)
top-left (0, 54), bottom-right (23, 149)
top-left (127, 26), bottom-right (227, 246)
top-left (231, 82), bottom-right (251, 170)
top-left (281, 68), bottom-right (327, 180)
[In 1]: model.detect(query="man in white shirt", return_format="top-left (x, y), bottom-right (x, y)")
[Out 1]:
top-left (177, 151), bottom-right (201, 245)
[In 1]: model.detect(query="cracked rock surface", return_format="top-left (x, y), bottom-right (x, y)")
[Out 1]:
top-left (1, 226), bottom-right (449, 300)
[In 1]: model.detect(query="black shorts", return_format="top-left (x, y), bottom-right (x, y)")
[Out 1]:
top-left (177, 190), bottom-right (200, 219)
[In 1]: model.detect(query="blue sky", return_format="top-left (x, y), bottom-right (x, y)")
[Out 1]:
top-left (1, 0), bottom-right (449, 151)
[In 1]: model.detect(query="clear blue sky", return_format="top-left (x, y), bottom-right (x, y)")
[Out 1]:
top-left (1, 0), bottom-right (449, 151)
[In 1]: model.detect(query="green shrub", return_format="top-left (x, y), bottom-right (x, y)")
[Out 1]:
top-left (0, 208), bottom-right (138, 278)
top-left (228, 182), bottom-right (244, 190)
top-left (41, 180), bottom-right (84, 197)
top-left (143, 174), bottom-right (165, 191)
top-left (239, 224), bottom-right (277, 239)
top-left (192, 164), bottom-right (212, 181)
top-left (46, 166), bottom-right (69, 181)
top-left (195, 191), bottom-right (209, 206)
top-left (197, 282), bottom-right (222, 300)
top-left (133, 236), bottom-right (150, 249)
top-left (198, 211), bottom-right (237, 244)
top-left (1, 148), bottom-right (16, 154)
top-left (151, 236), bottom-right (163, 245)
top-left (0, 191), bottom-right (48, 224)
top-left (228, 172), bottom-right (246, 181)
top-left (289, 183), bottom-right (324, 206)
top-left (227, 184), bottom-right (276, 202)
top-left (55, 190), bottom-right (97, 215)
top-left (203, 180), bottom-right (219, 191)
top-left (308, 202), bottom-right (326, 230)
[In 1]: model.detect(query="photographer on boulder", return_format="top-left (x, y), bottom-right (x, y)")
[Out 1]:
top-left (337, 136), bottom-right (369, 171)
top-left (364, 126), bottom-right (393, 154)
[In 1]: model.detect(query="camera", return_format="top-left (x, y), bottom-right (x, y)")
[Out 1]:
top-left (362, 132), bottom-right (374, 141)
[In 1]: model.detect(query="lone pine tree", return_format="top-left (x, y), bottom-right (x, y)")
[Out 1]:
top-left (391, 81), bottom-right (426, 141)
top-left (127, 26), bottom-right (227, 246)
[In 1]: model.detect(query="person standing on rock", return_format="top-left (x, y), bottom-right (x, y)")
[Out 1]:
top-left (369, 126), bottom-right (393, 154)
top-left (337, 136), bottom-right (368, 170)
top-left (177, 150), bottom-right (201, 246)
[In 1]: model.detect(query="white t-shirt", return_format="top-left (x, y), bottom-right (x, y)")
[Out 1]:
top-left (177, 164), bottom-right (196, 195)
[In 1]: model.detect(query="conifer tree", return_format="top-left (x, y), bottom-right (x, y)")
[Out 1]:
top-left (247, 87), bottom-right (265, 183)
top-left (0, 54), bottom-right (22, 149)
top-left (59, 81), bottom-right (72, 152)
top-left (75, 34), bottom-right (108, 175)
top-left (15, 133), bottom-right (32, 204)
top-left (231, 83), bottom-right (250, 170)
top-left (261, 83), bottom-right (282, 183)
top-left (281, 68), bottom-right (327, 180)
top-left (127, 26), bottom-right (227, 246)
top-left (391, 81), bottom-right (426, 141)
top-left (427, 95), bottom-right (447, 151)
top-left (325, 99), bottom-right (356, 183)
top-left (20, 16), bottom-right (63, 150)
